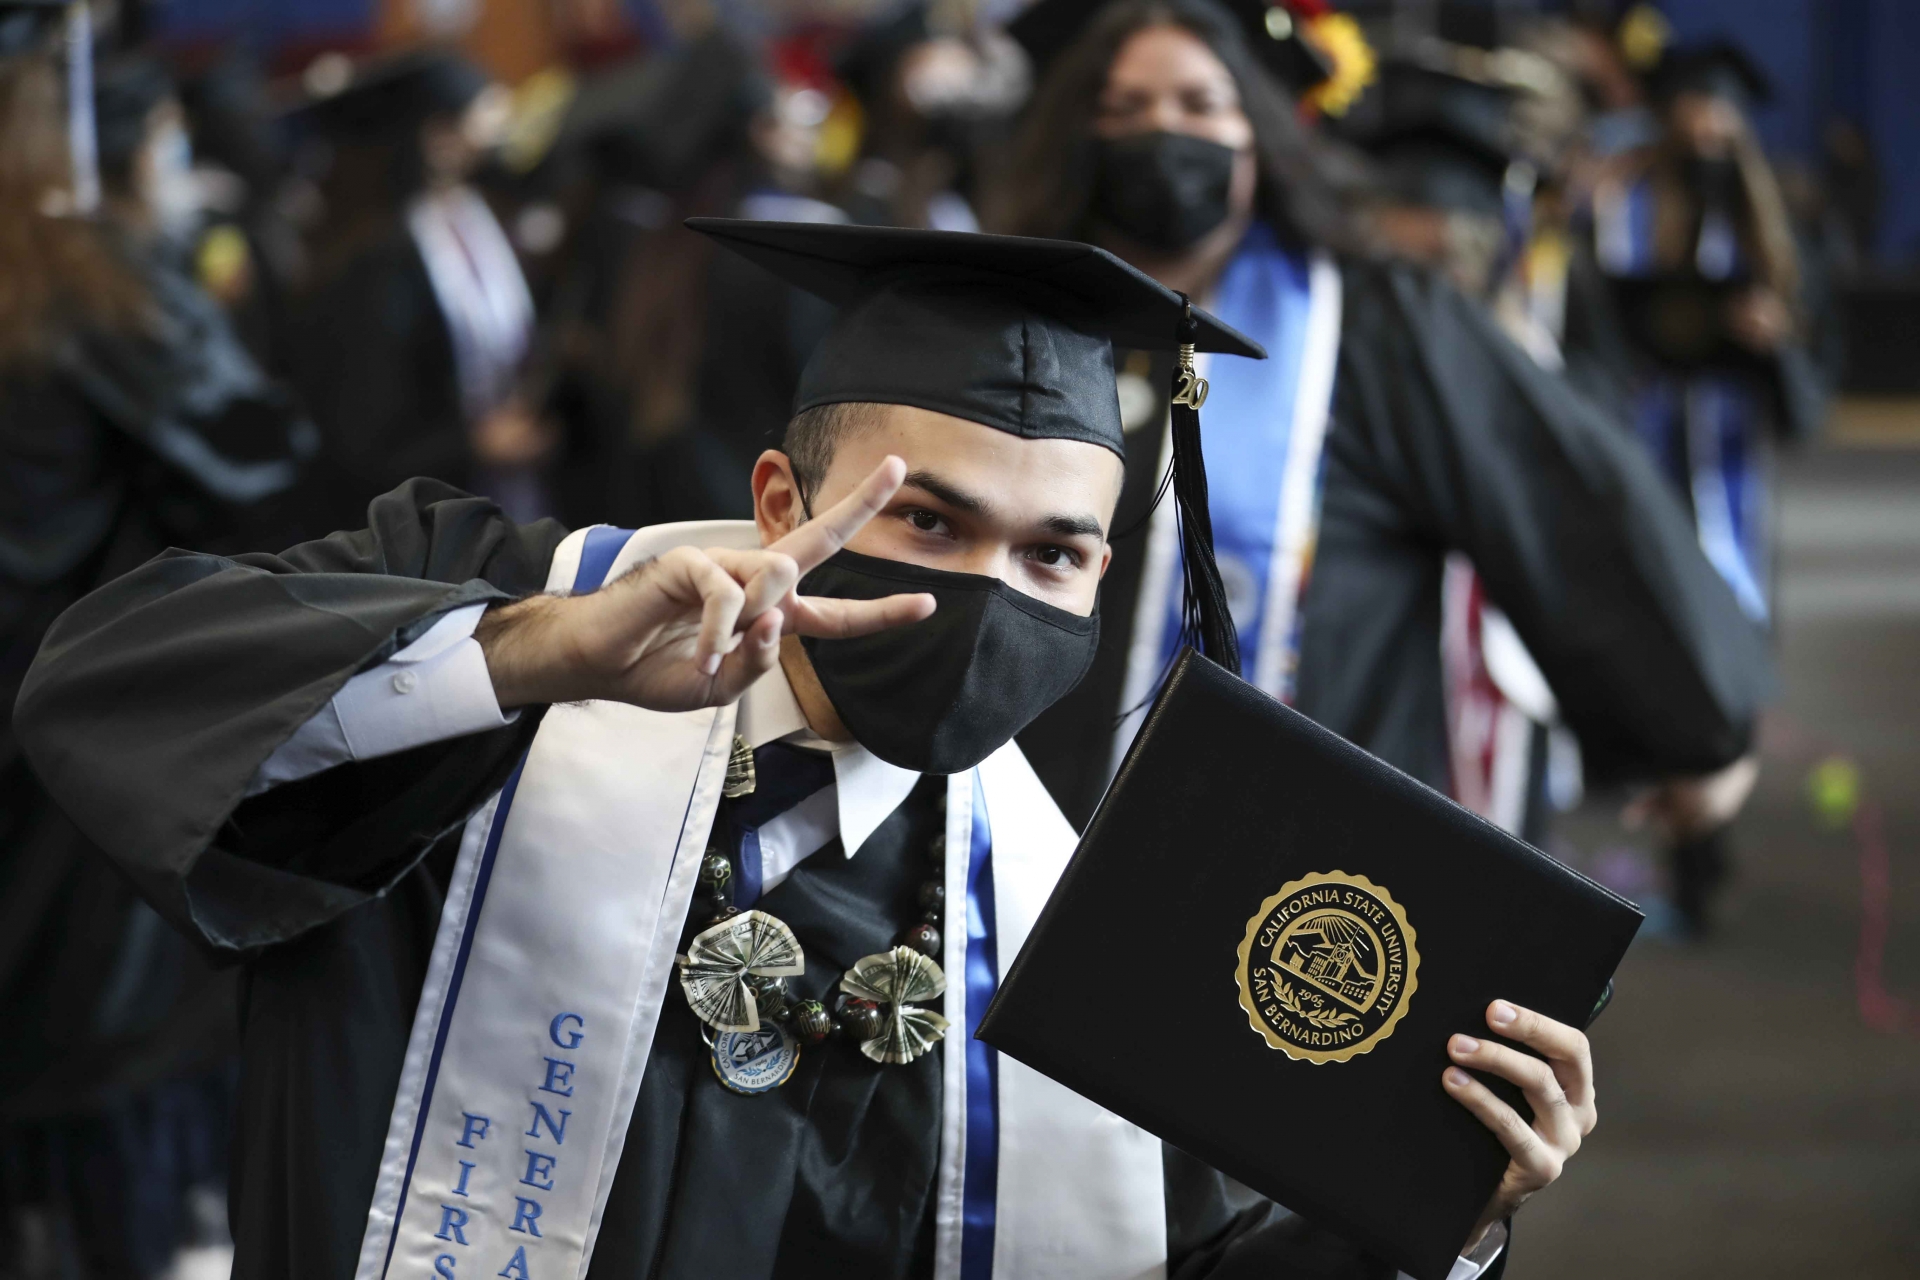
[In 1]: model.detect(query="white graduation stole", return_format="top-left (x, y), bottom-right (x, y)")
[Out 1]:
top-left (355, 521), bottom-right (1165, 1280)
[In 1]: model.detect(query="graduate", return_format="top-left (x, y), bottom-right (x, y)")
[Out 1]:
top-left (0, 21), bottom-right (309, 1274)
top-left (290, 50), bottom-right (549, 529)
top-left (21, 221), bottom-right (1601, 1280)
top-left (992, 0), bottom-right (1771, 842)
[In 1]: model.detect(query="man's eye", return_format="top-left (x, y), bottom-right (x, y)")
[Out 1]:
top-left (908, 510), bottom-right (942, 532)
top-left (1032, 546), bottom-right (1078, 569)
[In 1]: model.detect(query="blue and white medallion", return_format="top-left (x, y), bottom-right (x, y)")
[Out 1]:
top-left (710, 1024), bottom-right (801, 1094)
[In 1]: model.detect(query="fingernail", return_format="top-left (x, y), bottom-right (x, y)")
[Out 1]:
top-left (1489, 1001), bottom-right (1517, 1026)
top-left (1451, 1035), bottom-right (1479, 1055)
top-left (703, 653), bottom-right (721, 675)
top-left (1444, 1068), bottom-right (1470, 1088)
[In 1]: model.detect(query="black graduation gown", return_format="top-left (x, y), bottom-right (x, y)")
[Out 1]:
top-left (18, 479), bottom-right (1494, 1280)
top-left (1020, 258), bottom-right (1774, 831)
top-left (1, 246), bottom-right (314, 1269)
top-left (292, 233), bottom-right (475, 532)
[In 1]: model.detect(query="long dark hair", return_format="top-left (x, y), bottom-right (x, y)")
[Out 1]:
top-left (0, 53), bottom-right (148, 367)
top-left (986, 0), bottom-right (1358, 253)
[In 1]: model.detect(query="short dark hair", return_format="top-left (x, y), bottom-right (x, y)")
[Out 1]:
top-left (783, 400), bottom-right (887, 510)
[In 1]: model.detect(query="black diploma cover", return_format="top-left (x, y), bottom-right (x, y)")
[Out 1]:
top-left (978, 651), bottom-right (1643, 1280)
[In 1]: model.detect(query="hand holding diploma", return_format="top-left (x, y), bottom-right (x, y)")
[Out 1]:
top-left (1444, 1000), bottom-right (1597, 1249)
top-left (479, 456), bottom-right (935, 711)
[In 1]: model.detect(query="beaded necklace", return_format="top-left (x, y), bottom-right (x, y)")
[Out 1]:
top-left (675, 738), bottom-right (951, 1094)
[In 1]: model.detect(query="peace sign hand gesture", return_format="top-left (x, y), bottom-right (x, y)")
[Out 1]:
top-left (480, 457), bottom-right (934, 713)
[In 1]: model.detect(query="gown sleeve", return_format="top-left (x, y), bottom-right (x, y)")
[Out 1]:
top-left (14, 477), bottom-right (568, 957)
top-left (1163, 1147), bottom-right (1508, 1280)
top-left (1313, 260), bottom-right (1772, 785)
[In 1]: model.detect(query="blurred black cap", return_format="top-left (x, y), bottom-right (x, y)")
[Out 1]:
top-left (292, 48), bottom-right (489, 143)
top-left (1343, 59), bottom-right (1518, 217)
top-left (1009, 0), bottom-right (1332, 96)
top-left (0, 0), bottom-right (68, 58)
top-left (1648, 39), bottom-right (1771, 109)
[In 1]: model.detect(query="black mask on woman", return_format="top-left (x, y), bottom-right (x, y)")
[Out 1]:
top-left (798, 549), bottom-right (1100, 774)
top-left (1092, 131), bottom-right (1239, 253)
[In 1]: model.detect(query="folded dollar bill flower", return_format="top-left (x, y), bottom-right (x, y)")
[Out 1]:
top-left (840, 946), bottom-right (950, 1064)
top-left (678, 910), bottom-right (805, 1033)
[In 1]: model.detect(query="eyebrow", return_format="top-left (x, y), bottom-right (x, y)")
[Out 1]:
top-left (900, 468), bottom-right (1107, 543)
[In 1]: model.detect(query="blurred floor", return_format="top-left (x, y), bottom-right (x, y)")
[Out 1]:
top-left (1516, 426), bottom-right (1920, 1276)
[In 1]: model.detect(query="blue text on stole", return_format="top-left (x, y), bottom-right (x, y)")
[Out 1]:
top-left (431, 1011), bottom-right (585, 1278)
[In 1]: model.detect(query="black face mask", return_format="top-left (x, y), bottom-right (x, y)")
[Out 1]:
top-left (798, 550), bottom-right (1100, 774)
top-left (1092, 131), bottom-right (1238, 253)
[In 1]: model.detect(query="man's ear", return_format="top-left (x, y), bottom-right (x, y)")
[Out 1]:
top-left (752, 450), bottom-right (805, 547)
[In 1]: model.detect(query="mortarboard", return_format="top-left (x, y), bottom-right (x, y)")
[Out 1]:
top-left (1647, 39), bottom-right (1772, 109)
top-left (689, 217), bottom-right (1266, 673)
top-left (1009, 0), bottom-right (1333, 98)
top-left (1347, 60), bottom-right (1519, 219)
top-left (291, 49), bottom-right (489, 144)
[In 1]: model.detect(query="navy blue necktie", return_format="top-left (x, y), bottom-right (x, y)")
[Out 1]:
top-left (727, 741), bottom-right (836, 908)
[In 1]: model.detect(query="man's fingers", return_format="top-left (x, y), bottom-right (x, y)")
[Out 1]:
top-left (704, 547), bottom-right (800, 622)
top-left (1448, 1036), bottom-right (1582, 1153)
top-left (1442, 1068), bottom-right (1562, 1188)
top-left (769, 456), bottom-right (907, 574)
top-left (787, 590), bottom-right (937, 639)
top-left (667, 548), bottom-right (746, 675)
top-left (1487, 1001), bottom-right (1595, 1112)
top-left (707, 608), bottom-right (784, 702)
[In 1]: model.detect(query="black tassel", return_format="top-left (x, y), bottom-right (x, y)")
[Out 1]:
top-left (1170, 297), bottom-right (1241, 677)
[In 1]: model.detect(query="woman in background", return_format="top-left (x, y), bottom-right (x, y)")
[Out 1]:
top-left (996, 0), bottom-right (1767, 886)
top-left (0, 44), bottom-right (310, 1277)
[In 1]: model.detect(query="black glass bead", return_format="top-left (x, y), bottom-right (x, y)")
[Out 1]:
top-left (902, 921), bottom-right (942, 958)
top-left (706, 903), bottom-right (740, 927)
top-left (917, 880), bottom-right (945, 918)
top-left (835, 997), bottom-right (885, 1042)
top-left (925, 832), bottom-right (946, 865)
top-left (749, 975), bottom-right (790, 1021)
top-left (790, 1000), bottom-right (832, 1045)
top-left (698, 854), bottom-right (733, 895)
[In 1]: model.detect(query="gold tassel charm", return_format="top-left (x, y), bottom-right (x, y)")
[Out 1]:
top-left (1172, 341), bottom-right (1209, 409)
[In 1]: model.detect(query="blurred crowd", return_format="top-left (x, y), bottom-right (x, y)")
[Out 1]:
top-left (0, 0), bottom-right (1867, 1275)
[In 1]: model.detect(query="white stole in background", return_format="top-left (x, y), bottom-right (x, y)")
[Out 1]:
top-left (356, 520), bottom-right (1165, 1280)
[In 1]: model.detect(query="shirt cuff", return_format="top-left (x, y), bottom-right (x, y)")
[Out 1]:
top-left (333, 603), bottom-right (515, 760)
top-left (246, 603), bottom-right (514, 796)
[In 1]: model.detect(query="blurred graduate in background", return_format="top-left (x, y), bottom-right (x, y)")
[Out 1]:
top-left (995, 0), bottom-right (1769, 876)
top-left (289, 50), bottom-right (550, 531)
top-left (0, 7), bottom-right (312, 1273)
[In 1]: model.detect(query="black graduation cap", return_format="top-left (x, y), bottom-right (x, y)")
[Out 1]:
top-left (1009, 0), bottom-right (1332, 97)
top-left (1350, 60), bottom-right (1519, 218)
top-left (0, 0), bottom-right (66, 57)
top-left (1647, 40), bottom-right (1772, 109)
top-left (689, 216), bottom-right (1265, 673)
top-left (292, 49), bottom-right (489, 143)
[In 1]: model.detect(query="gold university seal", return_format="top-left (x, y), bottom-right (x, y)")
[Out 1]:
top-left (1235, 870), bottom-right (1419, 1064)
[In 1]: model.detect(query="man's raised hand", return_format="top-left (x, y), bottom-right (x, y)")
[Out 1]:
top-left (480, 457), bottom-right (934, 712)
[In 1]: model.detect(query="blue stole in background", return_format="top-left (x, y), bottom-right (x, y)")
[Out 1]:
top-left (1603, 175), bottom-right (1772, 622)
top-left (1152, 222), bottom-right (1318, 681)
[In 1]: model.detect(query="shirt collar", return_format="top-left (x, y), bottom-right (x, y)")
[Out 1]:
top-left (734, 664), bottom-right (921, 859)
